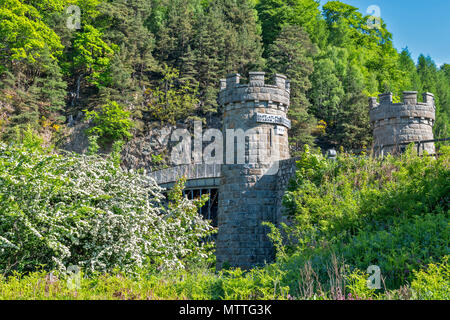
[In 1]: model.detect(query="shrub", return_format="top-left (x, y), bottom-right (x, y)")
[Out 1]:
top-left (345, 269), bottom-right (377, 300)
top-left (84, 100), bottom-right (133, 144)
top-left (411, 256), bottom-right (450, 300)
top-left (277, 145), bottom-right (449, 290)
top-left (0, 142), bottom-right (214, 275)
top-left (0, 258), bottom-right (447, 300)
top-left (0, 266), bottom-right (289, 300)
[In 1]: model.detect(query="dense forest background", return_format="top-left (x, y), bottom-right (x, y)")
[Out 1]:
top-left (1, 0), bottom-right (449, 155)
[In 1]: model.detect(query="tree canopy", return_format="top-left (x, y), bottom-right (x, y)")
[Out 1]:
top-left (0, 0), bottom-right (448, 152)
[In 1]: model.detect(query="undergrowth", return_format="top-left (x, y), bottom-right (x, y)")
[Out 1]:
top-left (1, 142), bottom-right (448, 300)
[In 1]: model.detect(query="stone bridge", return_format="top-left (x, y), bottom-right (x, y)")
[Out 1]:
top-left (148, 159), bottom-right (298, 237)
top-left (148, 164), bottom-right (222, 227)
top-left (148, 164), bottom-right (222, 189)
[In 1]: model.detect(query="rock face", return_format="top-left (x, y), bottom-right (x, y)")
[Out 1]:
top-left (369, 91), bottom-right (436, 155)
top-left (120, 125), bottom-right (174, 171)
top-left (60, 122), bottom-right (91, 154)
top-left (216, 72), bottom-right (292, 269)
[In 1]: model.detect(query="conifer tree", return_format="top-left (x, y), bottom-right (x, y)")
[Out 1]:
top-left (417, 56), bottom-right (450, 140)
top-left (151, 0), bottom-right (200, 70)
top-left (191, 0), bottom-right (264, 115)
top-left (398, 48), bottom-right (422, 93)
top-left (308, 46), bottom-right (346, 145)
top-left (28, 47), bottom-right (67, 120)
top-left (335, 63), bottom-right (372, 150)
top-left (256, 0), bottom-right (328, 51)
top-left (268, 24), bottom-right (317, 152)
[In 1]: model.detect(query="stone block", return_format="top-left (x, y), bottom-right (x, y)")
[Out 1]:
top-left (403, 91), bottom-right (418, 105)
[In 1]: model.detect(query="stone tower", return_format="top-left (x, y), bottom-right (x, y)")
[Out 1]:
top-left (216, 72), bottom-right (291, 269)
top-left (369, 91), bottom-right (436, 155)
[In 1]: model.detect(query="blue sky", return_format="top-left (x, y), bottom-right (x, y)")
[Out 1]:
top-left (319, 0), bottom-right (450, 67)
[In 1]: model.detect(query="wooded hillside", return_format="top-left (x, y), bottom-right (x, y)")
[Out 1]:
top-left (1, 0), bottom-right (448, 154)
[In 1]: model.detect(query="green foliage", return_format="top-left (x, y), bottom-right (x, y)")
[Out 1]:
top-left (308, 45), bottom-right (372, 150)
top-left (309, 47), bottom-right (346, 125)
top-left (166, 176), bottom-right (217, 269)
top-left (149, 0), bottom-right (264, 115)
top-left (29, 47), bottom-right (68, 116)
top-left (0, 0), bottom-right (449, 300)
top-left (322, 0), bottom-right (397, 74)
top-left (145, 65), bottom-right (199, 124)
top-left (110, 139), bottom-right (124, 167)
top-left (94, 0), bottom-right (156, 107)
top-left (72, 24), bottom-right (117, 87)
top-left (14, 124), bottom-right (45, 151)
top-left (1, 0), bottom-right (448, 151)
top-left (218, 266), bottom-right (288, 300)
top-left (0, 0), bottom-right (63, 66)
top-left (3, 257), bottom-right (448, 300)
top-left (262, 222), bottom-right (287, 263)
top-left (267, 24), bottom-right (317, 151)
top-left (87, 135), bottom-right (100, 155)
top-left (334, 63), bottom-right (372, 149)
top-left (256, 0), bottom-right (327, 50)
top-left (278, 146), bottom-right (449, 290)
top-left (0, 142), bottom-right (214, 275)
top-left (151, 154), bottom-right (163, 164)
top-left (84, 100), bottom-right (133, 144)
top-left (411, 256), bottom-right (450, 300)
top-left (0, 251), bottom-right (448, 300)
top-left (0, 0), bottom-right (67, 141)
top-left (345, 269), bottom-right (377, 300)
top-left (0, 264), bottom-right (289, 300)
top-left (416, 56), bottom-right (450, 141)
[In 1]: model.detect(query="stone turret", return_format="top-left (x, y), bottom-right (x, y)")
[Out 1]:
top-left (369, 91), bottom-right (436, 155)
top-left (216, 72), bottom-right (291, 269)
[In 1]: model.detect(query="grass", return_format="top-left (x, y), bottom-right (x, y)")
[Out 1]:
top-left (1, 255), bottom-right (448, 300)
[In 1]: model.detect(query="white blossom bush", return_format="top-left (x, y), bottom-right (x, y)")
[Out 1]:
top-left (0, 142), bottom-right (215, 275)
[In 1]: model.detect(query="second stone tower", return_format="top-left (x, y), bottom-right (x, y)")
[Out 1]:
top-left (369, 91), bottom-right (436, 155)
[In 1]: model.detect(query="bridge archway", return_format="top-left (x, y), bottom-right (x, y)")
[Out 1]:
top-left (183, 188), bottom-right (219, 227)
top-left (149, 164), bottom-right (222, 227)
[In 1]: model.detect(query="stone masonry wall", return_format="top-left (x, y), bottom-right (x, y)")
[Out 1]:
top-left (369, 91), bottom-right (436, 155)
top-left (275, 158), bottom-right (299, 225)
top-left (216, 72), bottom-right (292, 269)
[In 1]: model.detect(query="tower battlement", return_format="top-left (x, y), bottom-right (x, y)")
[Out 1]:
top-left (218, 72), bottom-right (291, 162)
top-left (218, 72), bottom-right (290, 109)
top-left (369, 91), bottom-right (435, 123)
top-left (369, 91), bottom-right (436, 155)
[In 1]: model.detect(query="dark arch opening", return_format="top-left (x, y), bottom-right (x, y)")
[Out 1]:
top-left (182, 188), bottom-right (219, 228)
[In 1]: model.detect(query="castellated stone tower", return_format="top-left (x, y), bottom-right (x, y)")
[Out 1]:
top-left (216, 72), bottom-right (291, 269)
top-left (369, 91), bottom-right (436, 155)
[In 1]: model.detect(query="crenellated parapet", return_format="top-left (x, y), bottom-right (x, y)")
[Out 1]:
top-left (218, 72), bottom-right (290, 112)
top-left (369, 92), bottom-right (435, 123)
top-left (369, 91), bottom-right (436, 155)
